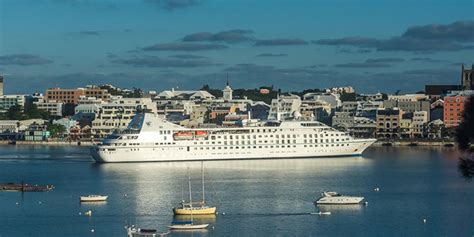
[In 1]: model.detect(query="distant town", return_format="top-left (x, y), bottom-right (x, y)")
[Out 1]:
top-left (0, 64), bottom-right (473, 143)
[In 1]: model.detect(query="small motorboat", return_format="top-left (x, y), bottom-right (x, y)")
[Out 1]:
top-left (80, 195), bottom-right (108, 202)
top-left (315, 191), bottom-right (364, 205)
top-left (126, 226), bottom-right (170, 237)
top-left (168, 221), bottom-right (209, 230)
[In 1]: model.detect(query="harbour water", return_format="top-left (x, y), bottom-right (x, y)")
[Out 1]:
top-left (0, 145), bottom-right (473, 237)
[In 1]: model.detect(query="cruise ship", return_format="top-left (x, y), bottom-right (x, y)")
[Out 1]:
top-left (91, 113), bottom-right (376, 163)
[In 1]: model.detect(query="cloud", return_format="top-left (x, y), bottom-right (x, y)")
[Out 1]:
top-left (0, 54), bottom-right (53, 66)
top-left (79, 30), bottom-right (101, 36)
top-left (255, 38), bottom-right (308, 46)
top-left (365, 58), bottom-right (405, 63)
top-left (314, 21), bottom-right (474, 52)
top-left (409, 57), bottom-right (446, 63)
top-left (256, 53), bottom-right (288, 57)
top-left (335, 62), bottom-right (391, 68)
top-left (144, 0), bottom-right (201, 10)
top-left (142, 43), bottom-right (228, 51)
top-left (112, 56), bottom-right (215, 67)
top-left (168, 54), bottom-right (208, 59)
top-left (402, 20), bottom-right (474, 42)
top-left (183, 29), bottom-right (254, 43)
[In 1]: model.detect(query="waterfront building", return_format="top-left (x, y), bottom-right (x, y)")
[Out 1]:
top-left (461, 64), bottom-right (474, 90)
top-left (332, 112), bottom-right (354, 130)
top-left (0, 95), bottom-right (26, 112)
top-left (0, 120), bottom-right (19, 133)
top-left (375, 108), bottom-right (403, 139)
top-left (350, 117), bottom-right (376, 138)
top-left (355, 101), bottom-right (384, 120)
top-left (24, 123), bottom-right (50, 141)
top-left (412, 111), bottom-right (428, 137)
top-left (443, 91), bottom-right (473, 128)
top-left (91, 98), bottom-right (157, 137)
top-left (268, 95), bottom-right (302, 121)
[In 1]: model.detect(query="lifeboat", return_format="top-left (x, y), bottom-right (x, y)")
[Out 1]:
top-left (173, 131), bottom-right (194, 140)
top-left (194, 130), bottom-right (208, 138)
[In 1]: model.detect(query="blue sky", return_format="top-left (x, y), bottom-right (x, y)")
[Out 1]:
top-left (0, 0), bottom-right (473, 94)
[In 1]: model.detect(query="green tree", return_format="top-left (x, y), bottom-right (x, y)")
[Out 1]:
top-left (5, 105), bottom-right (24, 120)
top-left (47, 123), bottom-right (66, 137)
top-left (455, 95), bottom-right (474, 178)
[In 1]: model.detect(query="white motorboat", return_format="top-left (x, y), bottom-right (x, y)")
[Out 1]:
top-left (126, 226), bottom-right (170, 237)
top-left (168, 221), bottom-right (209, 230)
top-left (315, 191), bottom-right (364, 205)
top-left (80, 195), bottom-right (108, 202)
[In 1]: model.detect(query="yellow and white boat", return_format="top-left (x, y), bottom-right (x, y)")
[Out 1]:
top-left (173, 201), bottom-right (216, 215)
top-left (173, 164), bottom-right (217, 215)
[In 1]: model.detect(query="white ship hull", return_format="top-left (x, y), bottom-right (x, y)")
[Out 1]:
top-left (91, 113), bottom-right (376, 163)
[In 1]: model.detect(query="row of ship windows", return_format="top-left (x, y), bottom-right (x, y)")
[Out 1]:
top-left (195, 138), bottom-right (348, 145)
top-left (209, 133), bottom-right (344, 140)
top-left (191, 143), bottom-right (351, 150)
top-left (103, 143), bottom-right (352, 152)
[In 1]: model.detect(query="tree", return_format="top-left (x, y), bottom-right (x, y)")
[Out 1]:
top-left (455, 95), bottom-right (474, 178)
top-left (5, 105), bottom-right (24, 120)
top-left (47, 123), bottom-right (66, 137)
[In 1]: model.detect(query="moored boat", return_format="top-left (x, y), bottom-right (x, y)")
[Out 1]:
top-left (80, 195), bottom-right (108, 202)
top-left (315, 191), bottom-right (364, 205)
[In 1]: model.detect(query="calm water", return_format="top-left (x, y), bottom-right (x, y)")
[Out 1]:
top-left (0, 145), bottom-right (472, 237)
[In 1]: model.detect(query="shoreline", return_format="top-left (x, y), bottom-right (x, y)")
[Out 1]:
top-left (0, 140), bottom-right (456, 147)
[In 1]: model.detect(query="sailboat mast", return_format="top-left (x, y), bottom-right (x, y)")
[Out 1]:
top-left (201, 162), bottom-right (205, 203)
top-left (188, 168), bottom-right (193, 222)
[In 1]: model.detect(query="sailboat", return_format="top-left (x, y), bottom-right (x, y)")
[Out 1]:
top-left (172, 163), bottom-right (216, 215)
top-left (168, 168), bottom-right (209, 230)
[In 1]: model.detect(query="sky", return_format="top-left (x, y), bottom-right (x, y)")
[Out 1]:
top-left (0, 0), bottom-right (473, 94)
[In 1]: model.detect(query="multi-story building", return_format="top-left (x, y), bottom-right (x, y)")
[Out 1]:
top-left (46, 86), bottom-right (111, 105)
top-left (376, 108), bottom-right (403, 139)
top-left (444, 92), bottom-right (472, 128)
top-left (383, 99), bottom-right (430, 120)
top-left (0, 95), bottom-right (26, 112)
top-left (303, 92), bottom-right (341, 108)
top-left (412, 111), bottom-right (428, 137)
top-left (33, 97), bottom-right (64, 117)
top-left (268, 95), bottom-right (302, 121)
top-left (92, 98), bottom-right (157, 137)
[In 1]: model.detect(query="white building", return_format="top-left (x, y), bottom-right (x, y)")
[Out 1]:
top-left (268, 95), bottom-right (302, 121)
top-left (33, 98), bottom-right (63, 117)
top-left (0, 120), bottom-right (19, 133)
top-left (388, 94), bottom-right (429, 102)
top-left (303, 92), bottom-right (341, 108)
top-left (156, 88), bottom-right (215, 100)
top-left (92, 98), bottom-right (157, 137)
top-left (0, 95), bottom-right (26, 112)
top-left (223, 83), bottom-right (233, 101)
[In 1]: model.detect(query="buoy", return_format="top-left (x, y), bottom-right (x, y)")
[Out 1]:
top-left (212, 226), bottom-right (215, 230)
top-left (85, 210), bottom-right (92, 216)
top-left (79, 212), bottom-right (82, 216)
top-left (423, 219), bottom-right (427, 224)
top-left (222, 212), bottom-right (226, 216)
top-left (374, 187), bottom-right (380, 192)
top-left (16, 202), bottom-right (19, 205)
top-left (91, 229), bottom-right (95, 233)
top-left (124, 193), bottom-right (128, 197)
top-left (38, 201), bottom-right (42, 204)
top-left (364, 201), bottom-right (369, 205)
